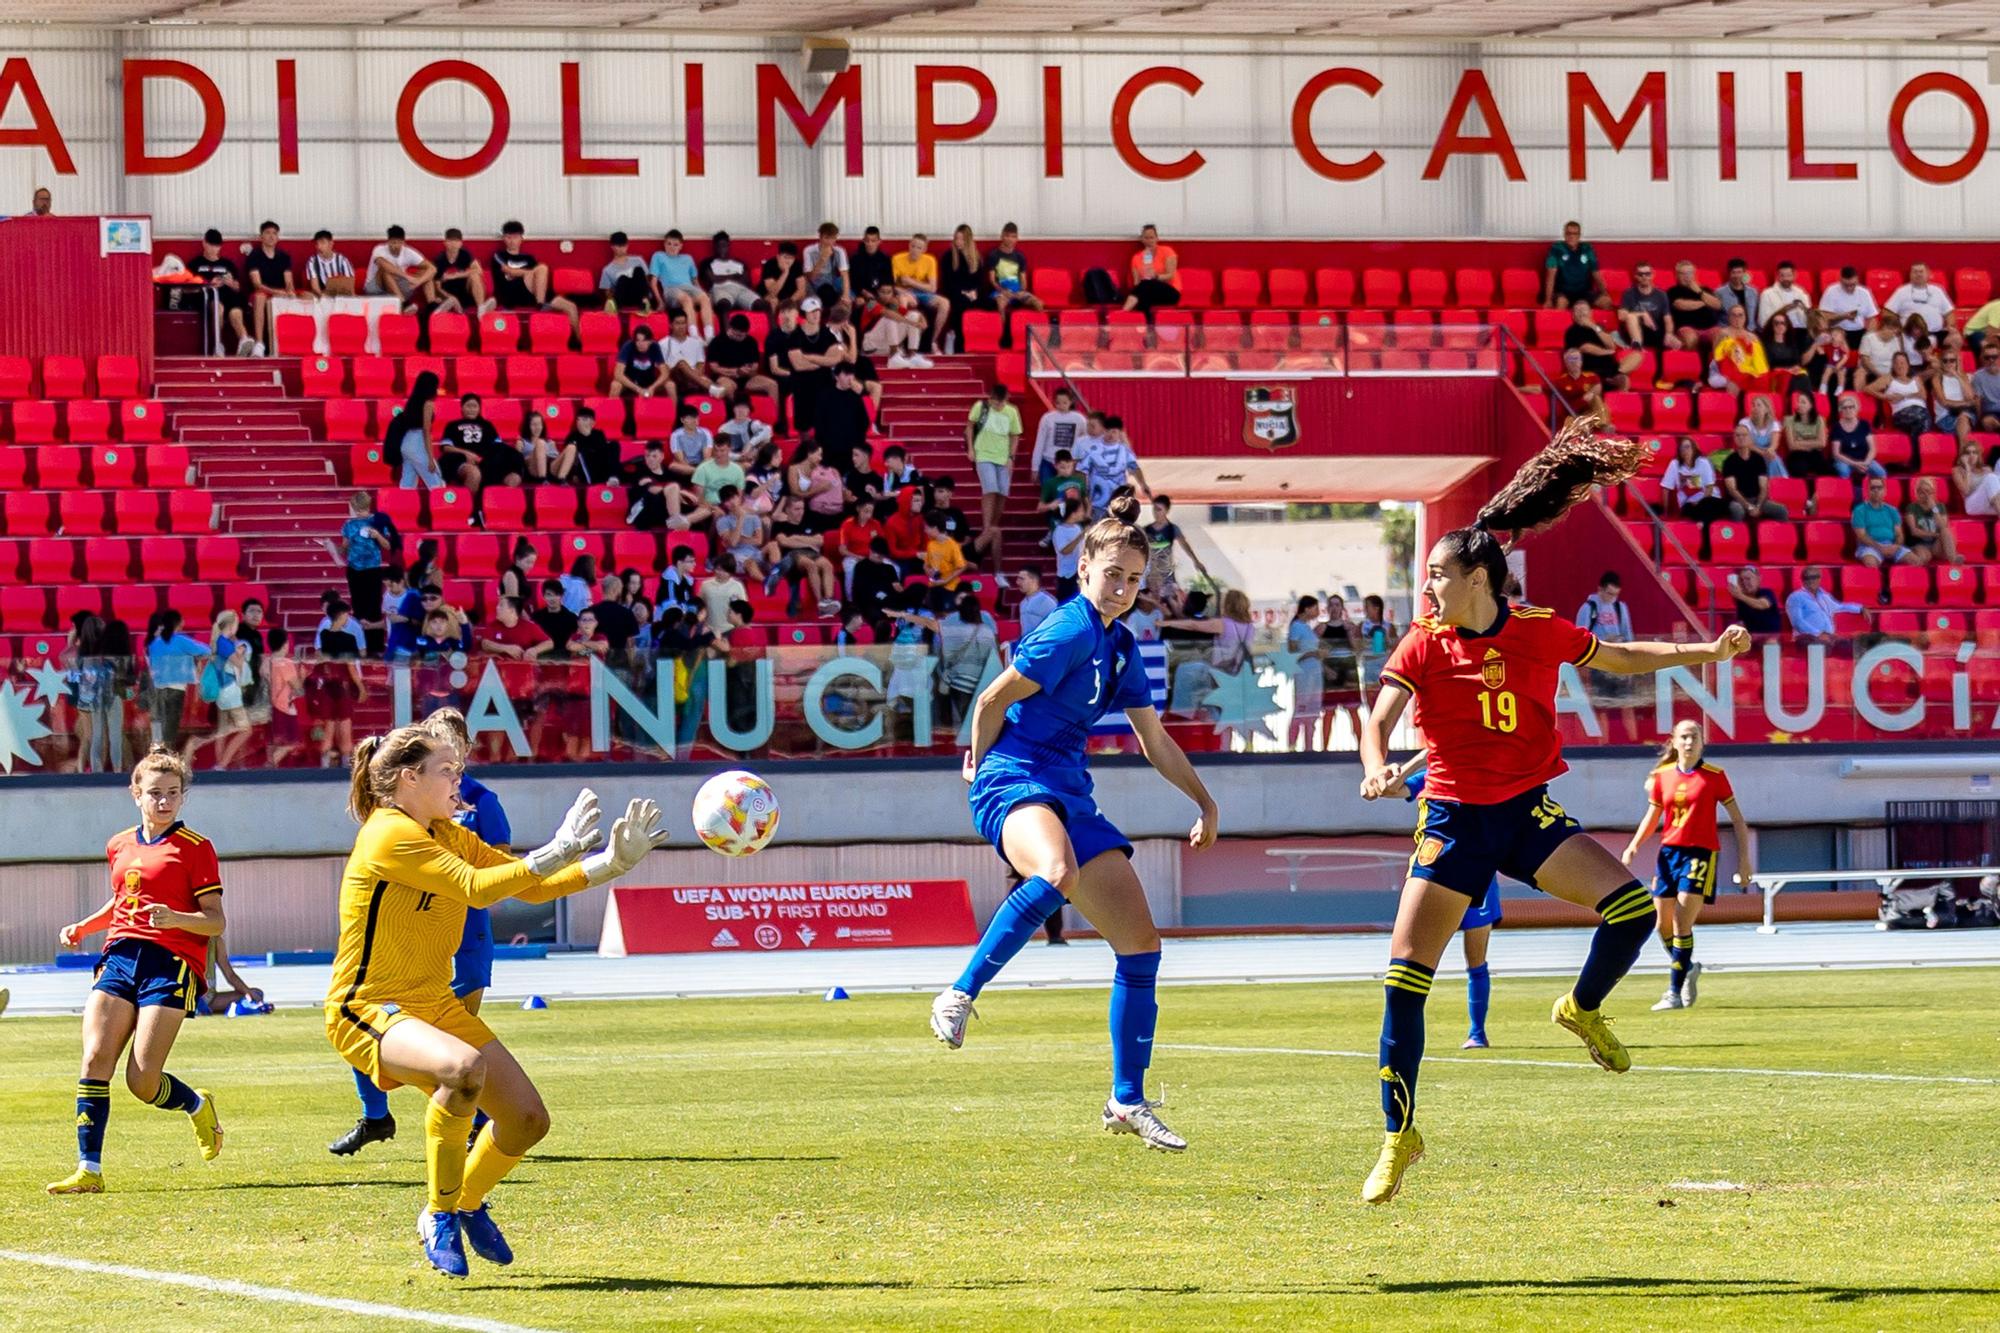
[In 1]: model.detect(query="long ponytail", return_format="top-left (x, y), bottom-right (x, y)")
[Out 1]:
top-left (347, 736), bottom-right (381, 821)
top-left (1475, 414), bottom-right (1649, 538)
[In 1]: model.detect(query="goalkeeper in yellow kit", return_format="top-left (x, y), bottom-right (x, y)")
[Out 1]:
top-left (325, 722), bottom-right (663, 1277)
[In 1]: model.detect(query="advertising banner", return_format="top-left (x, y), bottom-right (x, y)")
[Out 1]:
top-left (599, 879), bottom-right (978, 956)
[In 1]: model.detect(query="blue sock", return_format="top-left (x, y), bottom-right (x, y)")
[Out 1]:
top-left (1574, 883), bottom-right (1656, 1011)
top-left (1380, 958), bottom-right (1434, 1132)
top-left (1668, 934), bottom-right (1694, 995)
top-left (472, 1109), bottom-right (490, 1139)
top-left (1109, 950), bottom-right (1161, 1104)
top-left (954, 876), bottom-right (1067, 998)
top-left (75, 1079), bottom-right (110, 1170)
top-left (1465, 962), bottom-right (1491, 1039)
top-left (148, 1072), bottom-right (202, 1115)
top-left (353, 1065), bottom-right (391, 1121)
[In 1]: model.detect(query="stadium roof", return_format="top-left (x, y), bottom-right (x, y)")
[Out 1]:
top-left (9, 0), bottom-right (2000, 40)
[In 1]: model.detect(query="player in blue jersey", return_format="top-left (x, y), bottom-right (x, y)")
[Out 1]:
top-left (1396, 757), bottom-right (1500, 1048)
top-left (329, 708), bottom-right (511, 1156)
top-left (930, 494), bottom-right (1219, 1152)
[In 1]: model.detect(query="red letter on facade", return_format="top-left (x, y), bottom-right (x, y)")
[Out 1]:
top-left (123, 60), bottom-right (225, 176)
top-left (0, 58), bottom-right (76, 175)
top-left (915, 65), bottom-right (996, 177)
top-left (1888, 72), bottom-right (1989, 185)
top-left (1110, 66), bottom-right (1205, 181)
top-left (561, 62), bottom-right (637, 177)
top-left (685, 63), bottom-right (705, 177)
top-left (1291, 67), bottom-right (1384, 181)
top-left (276, 59), bottom-right (299, 174)
top-left (1566, 71), bottom-right (1667, 181)
top-left (1042, 65), bottom-right (1064, 177)
top-left (396, 61), bottom-right (510, 179)
top-left (1785, 71), bottom-right (1856, 180)
top-left (1422, 71), bottom-right (1524, 181)
top-left (1716, 71), bottom-right (1737, 181)
top-left (756, 64), bottom-right (863, 177)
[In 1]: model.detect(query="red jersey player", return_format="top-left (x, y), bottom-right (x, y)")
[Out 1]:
top-left (48, 747), bottom-right (226, 1195)
top-left (1354, 421), bottom-right (1749, 1205)
top-left (1621, 719), bottom-right (1753, 1013)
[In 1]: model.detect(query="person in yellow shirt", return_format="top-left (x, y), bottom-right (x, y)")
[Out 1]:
top-left (325, 723), bottom-right (662, 1277)
top-left (923, 514), bottom-right (967, 590)
top-left (891, 233), bottom-right (951, 353)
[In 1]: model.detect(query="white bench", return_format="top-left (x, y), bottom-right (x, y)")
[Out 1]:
top-left (1749, 866), bottom-right (1996, 933)
top-left (1264, 847), bottom-right (1410, 895)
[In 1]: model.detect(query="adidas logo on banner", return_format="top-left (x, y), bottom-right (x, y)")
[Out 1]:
top-left (711, 928), bottom-right (740, 948)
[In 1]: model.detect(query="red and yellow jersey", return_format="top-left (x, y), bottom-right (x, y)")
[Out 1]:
top-left (325, 807), bottom-right (585, 1014)
top-left (105, 822), bottom-right (222, 977)
top-left (1645, 761), bottom-right (1735, 850)
top-left (1379, 604), bottom-right (1599, 805)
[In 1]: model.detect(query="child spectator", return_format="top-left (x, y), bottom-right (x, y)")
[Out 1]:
top-left (306, 229), bottom-right (355, 298)
top-left (552, 404), bottom-right (619, 486)
top-left (1030, 386), bottom-right (1087, 482)
top-left (627, 439), bottom-right (706, 531)
top-left (1051, 494), bottom-right (1085, 599)
top-left (205, 610), bottom-right (253, 768)
top-left (263, 627), bottom-right (302, 767)
top-left (701, 552), bottom-right (748, 634)
top-left (714, 487), bottom-right (768, 581)
top-left (612, 324), bottom-right (668, 397)
top-left (333, 491), bottom-right (393, 632)
top-left (925, 512), bottom-right (968, 590)
top-left (848, 537), bottom-right (903, 624)
top-left (648, 229), bottom-right (717, 337)
top-left (1077, 416), bottom-right (1144, 518)
top-left (1039, 450), bottom-right (1087, 526)
top-left (600, 231), bottom-right (652, 310)
top-left (881, 444), bottom-right (923, 499)
top-left (519, 410), bottom-right (557, 481)
top-left (531, 579), bottom-right (578, 648)
top-left (927, 474), bottom-right (973, 548)
top-left (655, 546), bottom-right (700, 618)
top-left (669, 404), bottom-right (715, 481)
top-left (1144, 494), bottom-right (1208, 600)
top-left (884, 486), bottom-right (928, 575)
top-left (718, 397), bottom-right (773, 459)
top-left (837, 497), bottom-right (885, 593)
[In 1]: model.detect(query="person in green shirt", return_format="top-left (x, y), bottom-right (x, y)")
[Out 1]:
top-left (1542, 219), bottom-right (1607, 308)
top-left (965, 382), bottom-right (1023, 561)
top-left (1038, 449), bottom-right (1087, 526)
top-left (690, 436), bottom-right (747, 506)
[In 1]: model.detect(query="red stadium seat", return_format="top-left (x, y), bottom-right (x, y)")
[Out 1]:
top-left (398, 353), bottom-right (445, 394)
top-left (535, 397), bottom-right (575, 436)
top-left (1220, 268), bottom-right (1261, 307)
top-left (300, 356), bottom-right (345, 398)
top-left (137, 536), bottom-right (186, 580)
top-left (11, 400), bottom-right (57, 444)
top-left (146, 444), bottom-right (192, 488)
top-left (1314, 268), bottom-right (1355, 307)
top-left (0, 449), bottom-right (23, 489)
top-left (553, 533), bottom-right (606, 569)
top-left (584, 397), bottom-right (626, 436)
top-left (324, 399), bottom-right (369, 442)
top-left (327, 313), bottom-right (369, 355)
top-left (527, 313), bottom-right (570, 353)
top-left (428, 312), bottom-right (471, 355)
top-left (0, 356), bottom-right (32, 398)
top-left (92, 446), bottom-right (138, 488)
top-left (165, 583), bottom-right (216, 625)
top-left (578, 311), bottom-right (621, 355)
top-left (1707, 519), bottom-right (1752, 563)
top-left (1266, 269), bottom-right (1308, 307)
top-left (1916, 432), bottom-right (1958, 474)
top-left (119, 400), bottom-right (165, 442)
top-left (1836, 564), bottom-right (1881, 604)
top-left (1649, 392), bottom-right (1693, 431)
top-left (1956, 268), bottom-right (1992, 309)
top-left (554, 354), bottom-right (600, 396)
top-left (194, 535), bottom-right (241, 580)
top-left (95, 355), bottom-right (141, 400)
top-left (1660, 349), bottom-right (1701, 384)
top-left (1498, 268), bottom-right (1539, 307)
top-left (540, 495), bottom-right (585, 533)
top-left (113, 492), bottom-right (163, 533)
top-left (484, 397), bottom-right (525, 439)
top-left (478, 488), bottom-right (527, 533)
top-left (1693, 391), bottom-right (1737, 430)
top-left (1935, 562), bottom-right (1980, 607)
top-left (429, 487), bottom-right (476, 529)
top-left (28, 536), bottom-right (76, 582)
top-left (1950, 518), bottom-right (1992, 560)
top-left (454, 356), bottom-right (500, 398)
top-left (168, 490), bottom-right (215, 533)
top-left (84, 536), bottom-right (132, 583)
top-left (375, 488), bottom-right (421, 533)
top-left (1754, 520), bottom-right (1798, 561)
top-left (274, 312), bottom-right (318, 356)
top-left (1810, 479), bottom-right (1852, 519)
top-left (611, 530), bottom-right (661, 573)
top-left (377, 312), bottom-right (419, 355)
top-left (1452, 268), bottom-right (1495, 307)
top-left (0, 587), bottom-right (49, 631)
top-left (1406, 268), bottom-right (1448, 306)
top-left (961, 311), bottom-right (1003, 353)
top-left (1360, 268), bottom-right (1402, 307)
top-left (1031, 268), bottom-right (1073, 308)
top-left (1865, 267), bottom-right (1900, 305)
top-left (351, 356), bottom-right (396, 398)
top-left (1887, 564), bottom-right (1932, 606)
top-left (478, 311), bottom-right (521, 353)
top-left (350, 442), bottom-right (392, 487)
top-left (583, 484), bottom-right (626, 528)
top-left (110, 582), bottom-right (155, 626)
top-left (41, 356), bottom-right (87, 398)
top-left (552, 266), bottom-right (595, 299)
top-left (1177, 268), bottom-right (1215, 308)
top-left (1767, 476), bottom-right (1807, 514)
top-left (54, 586), bottom-right (107, 623)
top-left (65, 401), bottom-right (112, 444)
top-left (1529, 309), bottom-right (1571, 346)
top-left (59, 491), bottom-right (106, 536)
top-left (37, 446), bottom-right (84, 488)
top-left (504, 355), bottom-right (549, 396)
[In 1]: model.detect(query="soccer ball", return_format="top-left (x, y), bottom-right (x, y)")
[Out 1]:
top-left (692, 770), bottom-right (780, 857)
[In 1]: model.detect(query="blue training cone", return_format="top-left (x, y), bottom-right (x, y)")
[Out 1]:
top-left (521, 995), bottom-right (549, 1011)
top-left (823, 986), bottom-right (849, 1002)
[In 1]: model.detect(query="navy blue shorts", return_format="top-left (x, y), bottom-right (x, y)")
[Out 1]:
top-left (1654, 846), bottom-right (1720, 903)
top-left (1408, 785), bottom-right (1583, 899)
top-left (93, 938), bottom-right (202, 1013)
top-left (1460, 878), bottom-right (1503, 930)
top-left (452, 907), bottom-right (495, 998)
top-left (970, 762), bottom-right (1132, 869)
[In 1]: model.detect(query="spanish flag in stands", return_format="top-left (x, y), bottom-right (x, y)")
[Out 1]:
top-left (1711, 328), bottom-right (1768, 388)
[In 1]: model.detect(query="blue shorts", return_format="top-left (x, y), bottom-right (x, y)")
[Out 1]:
top-left (910, 289), bottom-right (939, 308)
top-left (452, 907), bottom-right (494, 998)
top-left (1461, 878), bottom-right (1503, 930)
top-left (1408, 785), bottom-right (1583, 899)
top-left (1653, 846), bottom-right (1720, 903)
top-left (970, 761), bottom-right (1132, 869)
top-left (93, 938), bottom-right (202, 1013)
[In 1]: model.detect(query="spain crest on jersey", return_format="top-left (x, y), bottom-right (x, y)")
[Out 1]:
top-left (1480, 647), bottom-right (1506, 690)
top-left (1242, 385), bottom-right (1299, 450)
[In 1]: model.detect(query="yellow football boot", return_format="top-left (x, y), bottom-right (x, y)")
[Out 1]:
top-left (1361, 1127), bottom-right (1425, 1204)
top-left (1552, 993), bottom-right (1630, 1073)
top-left (45, 1167), bottom-right (105, 1195)
top-left (190, 1090), bottom-right (224, 1161)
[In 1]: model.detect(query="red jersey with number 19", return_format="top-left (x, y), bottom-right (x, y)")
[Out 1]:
top-left (1379, 605), bottom-right (1600, 805)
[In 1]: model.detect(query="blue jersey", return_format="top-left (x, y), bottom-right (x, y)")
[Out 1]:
top-left (456, 773), bottom-right (511, 847)
top-left (454, 773), bottom-right (511, 964)
top-left (988, 596), bottom-right (1152, 774)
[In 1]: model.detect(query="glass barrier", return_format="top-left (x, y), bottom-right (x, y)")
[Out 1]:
top-left (1025, 323), bottom-right (1509, 381)
top-left (0, 631), bottom-right (1991, 775)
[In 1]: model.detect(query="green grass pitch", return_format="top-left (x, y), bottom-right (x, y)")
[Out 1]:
top-left (3, 967), bottom-right (1998, 1331)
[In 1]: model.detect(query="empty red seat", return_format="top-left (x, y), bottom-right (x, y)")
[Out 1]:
top-left (581, 484), bottom-right (625, 528)
top-left (1887, 564), bottom-right (1932, 605)
top-left (351, 356), bottom-right (396, 398)
top-left (526, 312), bottom-right (570, 353)
top-left (55, 586), bottom-right (108, 622)
top-left (113, 492), bottom-right (162, 533)
top-left (95, 355), bottom-right (141, 399)
top-left (138, 536), bottom-right (187, 580)
top-left (58, 491), bottom-right (105, 536)
top-left (165, 583), bottom-right (216, 625)
top-left (1705, 519), bottom-right (1750, 563)
top-left (0, 587), bottom-right (48, 631)
top-left (428, 486), bottom-right (475, 529)
top-left (92, 446), bottom-right (138, 488)
top-left (377, 312), bottom-right (420, 356)
top-left (538, 490), bottom-right (584, 531)
top-left (374, 487), bottom-right (421, 533)
top-left (502, 355), bottom-right (548, 396)
top-left (1359, 268), bottom-right (1401, 307)
top-left (28, 537), bottom-right (76, 582)
top-left (475, 488), bottom-right (524, 532)
top-left (1219, 268), bottom-right (1261, 307)
top-left (110, 583), bottom-right (158, 625)
top-left (1767, 476), bottom-right (1807, 513)
top-left (1655, 393), bottom-right (1700, 431)
top-left (1314, 268), bottom-right (1355, 307)
top-left (37, 446), bottom-right (84, 488)
top-left (961, 311), bottom-right (1003, 353)
top-left (478, 311), bottom-right (521, 353)
top-left (429, 311), bottom-right (472, 355)
top-left (12, 400), bottom-right (57, 443)
top-left (611, 530), bottom-right (660, 572)
top-left (1753, 520), bottom-right (1797, 561)
top-left (65, 401), bottom-right (112, 443)
top-left (1451, 268), bottom-right (1495, 307)
top-left (552, 266), bottom-right (595, 300)
top-left (1811, 478), bottom-right (1852, 518)
top-left (78, 535), bottom-right (130, 584)
top-left (455, 356), bottom-right (500, 398)
top-left (1935, 562), bottom-right (1980, 607)
top-left (577, 311), bottom-right (621, 355)
top-left (0, 357), bottom-right (31, 398)
top-left (1865, 268), bottom-right (1900, 305)
top-left (348, 442), bottom-right (392, 487)
top-left (146, 443), bottom-right (192, 488)
top-left (1497, 268), bottom-right (1538, 306)
top-left (1174, 268), bottom-right (1213, 308)
top-left (0, 449), bottom-right (26, 490)
top-left (1266, 268), bottom-right (1308, 307)
top-left (194, 535), bottom-right (241, 579)
top-left (324, 399), bottom-right (369, 442)
top-left (167, 490), bottom-right (215, 533)
top-left (481, 398), bottom-right (523, 438)
top-left (327, 313), bottom-right (369, 355)
top-left (273, 311), bottom-right (317, 356)
top-left (553, 353), bottom-right (599, 399)
top-left (300, 356), bottom-right (345, 397)
top-left (1949, 518), bottom-right (1991, 560)
top-left (119, 400), bottom-right (165, 442)
top-left (41, 356), bottom-right (87, 398)
top-left (1917, 432), bottom-right (1957, 474)
top-left (1691, 391), bottom-right (1735, 429)
top-left (1029, 267), bottom-right (1073, 308)
top-left (1406, 268), bottom-right (1448, 306)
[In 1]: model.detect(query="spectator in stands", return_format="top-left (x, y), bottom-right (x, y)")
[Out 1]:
top-left (497, 538), bottom-right (538, 604)
top-left (850, 226), bottom-right (895, 298)
top-left (1817, 266), bottom-right (1877, 348)
top-left (1756, 259), bottom-right (1812, 335)
top-left (531, 578), bottom-right (578, 647)
top-left (388, 370), bottom-right (444, 489)
top-left (1853, 476), bottom-right (1918, 571)
top-left (601, 231), bottom-right (653, 311)
top-left (1726, 565), bottom-right (1783, 635)
top-left (1039, 450), bottom-right (1087, 526)
top-left (924, 511), bottom-right (969, 591)
top-left (30, 186), bottom-right (50, 215)
top-left (742, 442), bottom-right (784, 515)
top-left (335, 490), bottom-right (393, 629)
top-left (1550, 347), bottom-right (1606, 419)
top-left (406, 537), bottom-right (440, 593)
top-left (1963, 291), bottom-right (2000, 355)
top-left (1162, 588), bottom-right (1257, 716)
top-left (1121, 223), bottom-right (1179, 314)
top-left (305, 230), bottom-right (355, 298)
top-left (1077, 415), bottom-right (1146, 518)
top-left (553, 403), bottom-right (619, 486)
top-left (654, 546), bottom-right (699, 619)
top-left (1667, 261), bottom-right (1720, 347)
top-left (878, 443), bottom-right (921, 500)
top-left (707, 312), bottom-right (776, 401)
top-left (700, 553), bottom-right (747, 635)
top-left (1785, 566), bottom-right (1861, 643)
top-left (1720, 428), bottom-right (1788, 521)
top-left (860, 279), bottom-right (932, 369)
top-left (1866, 351), bottom-right (1930, 441)
top-left (438, 392), bottom-right (522, 495)
top-left (1956, 438), bottom-right (2000, 514)
top-left (759, 240), bottom-right (807, 311)
top-left (1565, 299), bottom-right (1640, 389)
top-left (244, 219), bottom-right (293, 355)
top-left (1903, 476), bottom-right (1960, 566)
top-left (934, 591), bottom-right (998, 724)
top-left (647, 229), bottom-right (716, 336)
top-left (1574, 572), bottom-right (1634, 705)
top-left (1761, 307), bottom-right (1810, 377)
top-left (237, 599), bottom-right (267, 712)
top-left (557, 554), bottom-right (598, 614)
top-left (1739, 398), bottom-right (1788, 477)
top-left (1830, 394), bottom-right (1885, 480)
top-left (1887, 262), bottom-right (1953, 335)
top-left (261, 627), bottom-right (302, 767)
top-left (762, 300), bottom-right (804, 430)
top-left (1857, 309), bottom-right (1911, 386)
top-left (1617, 262), bottom-right (1680, 366)
top-left (1783, 391), bottom-right (1833, 478)
top-left (973, 224), bottom-right (1039, 324)
top-left (659, 310), bottom-right (717, 398)
top-left (812, 364), bottom-right (874, 480)
top-left (311, 599), bottom-right (365, 767)
top-left (364, 225), bottom-right (434, 311)
top-left (586, 574), bottom-right (641, 656)
top-left (1029, 386), bottom-right (1088, 484)
top-left (893, 233), bottom-right (951, 353)
top-left (965, 381), bottom-right (1022, 560)
top-left (759, 494), bottom-right (833, 616)
top-left (718, 396), bottom-right (773, 460)
top-left (658, 403), bottom-right (710, 482)
top-left (692, 436), bottom-right (747, 509)
top-left (612, 323), bottom-right (667, 398)
top-left (144, 609), bottom-right (208, 753)
top-left (844, 536), bottom-right (901, 624)
top-left (1931, 348), bottom-right (1978, 446)
top-left (1143, 495), bottom-right (1208, 603)
top-left (517, 410), bottom-right (557, 481)
top-left (803, 222), bottom-right (850, 308)
top-left (883, 486), bottom-right (927, 574)
top-left (927, 474), bottom-right (974, 549)
top-left (490, 220), bottom-right (580, 338)
top-left (1714, 256), bottom-right (1758, 327)
top-left (434, 228), bottom-right (491, 316)
top-left (1662, 435), bottom-right (1727, 521)
top-left (942, 225), bottom-right (986, 353)
top-left (626, 439), bottom-right (703, 531)
top-left (477, 594), bottom-right (552, 662)
top-left (789, 298), bottom-right (844, 434)
top-left (1706, 302), bottom-right (1767, 390)
top-left (1541, 220), bottom-right (1606, 308)
top-left (787, 440), bottom-right (847, 535)
top-left (1049, 493), bottom-right (1085, 599)
top-left (190, 228), bottom-right (254, 354)
top-left (68, 614), bottom-right (118, 774)
top-left (701, 231), bottom-right (757, 313)
top-left (1803, 310), bottom-right (1854, 395)
top-left (1016, 567), bottom-right (1058, 637)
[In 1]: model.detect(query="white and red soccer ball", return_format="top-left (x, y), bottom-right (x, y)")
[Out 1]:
top-left (691, 769), bottom-right (780, 857)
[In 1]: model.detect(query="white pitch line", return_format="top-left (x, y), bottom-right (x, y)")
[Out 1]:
top-left (1160, 1043), bottom-right (2000, 1086)
top-left (0, 1250), bottom-right (564, 1333)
